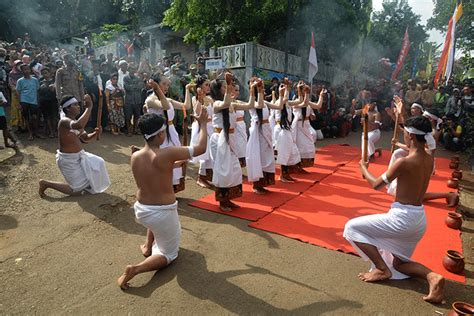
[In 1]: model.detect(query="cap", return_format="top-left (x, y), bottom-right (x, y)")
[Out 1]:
top-left (189, 63), bottom-right (197, 70)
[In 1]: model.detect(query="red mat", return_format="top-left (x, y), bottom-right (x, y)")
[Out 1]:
top-left (250, 148), bottom-right (465, 283)
top-left (189, 144), bottom-right (360, 221)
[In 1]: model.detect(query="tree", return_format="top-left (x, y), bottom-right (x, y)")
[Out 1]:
top-left (162, 0), bottom-right (298, 47)
top-left (428, 0), bottom-right (473, 53)
top-left (368, 0), bottom-right (428, 78)
top-left (0, 0), bottom-right (122, 43)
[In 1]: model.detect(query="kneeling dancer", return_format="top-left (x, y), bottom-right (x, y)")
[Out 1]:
top-left (343, 116), bottom-right (444, 303)
top-left (118, 110), bottom-right (208, 289)
top-left (39, 95), bottom-right (110, 197)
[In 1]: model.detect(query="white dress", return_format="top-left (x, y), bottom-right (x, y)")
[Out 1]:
top-left (234, 109), bottom-right (247, 160)
top-left (190, 98), bottom-right (214, 176)
top-left (293, 106), bottom-right (316, 166)
top-left (274, 106), bottom-right (301, 166)
top-left (209, 106), bottom-right (243, 200)
top-left (246, 107), bottom-right (275, 184)
top-left (160, 107), bottom-right (183, 186)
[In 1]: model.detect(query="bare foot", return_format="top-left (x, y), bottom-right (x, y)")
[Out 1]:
top-left (446, 192), bottom-right (459, 207)
top-left (196, 178), bottom-right (212, 189)
top-left (358, 268), bottom-right (392, 282)
top-left (28, 135), bottom-right (34, 141)
top-left (140, 244), bottom-right (152, 257)
top-left (117, 265), bottom-right (136, 290)
top-left (280, 175), bottom-right (296, 183)
top-left (38, 180), bottom-right (47, 198)
top-left (297, 168), bottom-right (310, 174)
top-left (227, 201), bottom-right (240, 209)
top-left (375, 148), bottom-right (383, 157)
top-left (423, 273), bottom-right (445, 304)
top-left (253, 186), bottom-right (269, 195)
top-left (219, 202), bottom-right (232, 212)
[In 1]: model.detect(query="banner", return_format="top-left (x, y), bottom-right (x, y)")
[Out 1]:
top-left (391, 27), bottom-right (410, 81)
top-left (444, 3), bottom-right (463, 85)
top-left (411, 44), bottom-right (420, 79)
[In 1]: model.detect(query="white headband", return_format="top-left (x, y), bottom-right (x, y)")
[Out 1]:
top-left (422, 110), bottom-right (442, 130)
top-left (144, 124), bottom-right (166, 140)
top-left (411, 103), bottom-right (423, 111)
top-left (404, 126), bottom-right (436, 150)
top-left (62, 97), bottom-right (78, 109)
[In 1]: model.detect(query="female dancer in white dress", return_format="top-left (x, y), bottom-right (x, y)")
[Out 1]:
top-left (143, 73), bottom-right (193, 193)
top-left (273, 81), bottom-right (301, 182)
top-left (291, 83), bottom-right (324, 169)
top-left (246, 79), bottom-right (284, 194)
top-left (231, 83), bottom-right (248, 169)
top-left (190, 76), bottom-right (215, 189)
top-left (209, 73), bottom-right (256, 212)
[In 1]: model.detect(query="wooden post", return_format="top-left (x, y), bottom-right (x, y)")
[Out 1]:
top-left (96, 89), bottom-right (103, 140)
top-left (362, 106), bottom-right (369, 163)
top-left (391, 113), bottom-right (400, 153)
top-left (181, 105), bottom-right (188, 177)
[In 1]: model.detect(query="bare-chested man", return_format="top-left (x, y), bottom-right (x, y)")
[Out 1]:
top-left (344, 115), bottom-right (444, 304)
top-left (117, 108), bottom-right (209, 290)
top-left (389, 97), bottom-right (458, 207)
top-left (39, 94), bottom-right (110, 197)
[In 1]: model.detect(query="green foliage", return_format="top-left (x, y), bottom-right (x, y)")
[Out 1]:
top-left (367, 0), bottom-right (427, 77)
top-left (163, 0), bottom-right (296, 47)
top-left (91, 23), bottom-right (129, 47)
top-left (428, 0), bottom-right (474, 53)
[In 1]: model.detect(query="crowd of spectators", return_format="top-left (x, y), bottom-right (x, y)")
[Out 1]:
top-left (0, 33), bottom-right (473, 159)
top-left (0, 33), bottom-right (208, 145)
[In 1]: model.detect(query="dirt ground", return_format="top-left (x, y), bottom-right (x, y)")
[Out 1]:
top-left (0, 128), bottom-right (472, 315)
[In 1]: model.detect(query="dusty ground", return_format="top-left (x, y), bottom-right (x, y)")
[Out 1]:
top-left (0, 128), bottom-right (473, 315)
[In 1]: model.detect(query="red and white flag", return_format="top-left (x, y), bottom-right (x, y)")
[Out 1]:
top-left (391, 27), bottom-right (410, 81)
top-left (308, 32), bottom-right (318, 83)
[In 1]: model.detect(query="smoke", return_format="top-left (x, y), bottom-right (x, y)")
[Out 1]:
top-left (271, 0), bottom-right (388, 89)
top-left (0, 0), bottom-right (61, 43)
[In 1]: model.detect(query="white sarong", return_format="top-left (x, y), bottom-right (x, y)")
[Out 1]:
top-left (234, 120), bottom-right (247, 159)
top-left (293, 110), bottom-right (315, 159)
top-left (361, 129), bottom-right (381, 158)
top-left (246, 119), bottom-right (275, 182)
top-left (343, 202), bottom-right (426, 279)
top-left (134, 201), bottom-right (180, 264)
top-left (210, 130), bottom-right (242, 188)
top-left (56, 150), bottom-right (110, 194)
top-left (275, 126), bottom-right (301, 166)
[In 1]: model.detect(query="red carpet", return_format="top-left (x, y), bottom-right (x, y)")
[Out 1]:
top-left (249, 148), bottom-right (465, 282)
top-left (189, 144), bottom-right (359, 221)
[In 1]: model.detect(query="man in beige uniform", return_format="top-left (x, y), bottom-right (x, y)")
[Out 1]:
top-left (55, 54), bottom-right (84, 105)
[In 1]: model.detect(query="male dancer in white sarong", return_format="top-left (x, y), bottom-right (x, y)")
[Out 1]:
top-left (38, 94), bottom-right (110, 197)
top-left (344, 115), bottom-right (444, 304)
top-left (117, 108), bottom-right (209, 290)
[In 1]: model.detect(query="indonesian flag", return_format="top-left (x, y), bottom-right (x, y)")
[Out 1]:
top-left (308, 32), bottom-right (318, 83)
top-left (444, 3), bottom-right (463, 85)
top-left (391, 27), bottom-right (410, 81)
